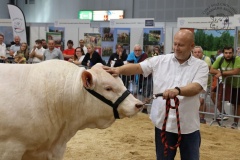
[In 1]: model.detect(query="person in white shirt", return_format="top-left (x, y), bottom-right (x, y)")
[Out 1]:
top-left (9, 35), bottom-right (21, 56)
top-left (0, 34), bottom-right (7, 61)
top-left (103, 29), bottom-right (209, 160)
top-left (68, 47), bottom-right (85, 65)
top-left (29, 39), bottom-right (45, 63)
top-left (79, 39), bottom-right (87, 54)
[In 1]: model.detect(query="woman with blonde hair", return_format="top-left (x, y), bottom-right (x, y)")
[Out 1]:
top-left (14, 42), bottom-right (29, 64)
top-left (81, 43), bottom-right (104, 67)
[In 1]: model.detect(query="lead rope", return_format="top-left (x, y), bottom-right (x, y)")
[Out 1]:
top-left (160, 97), bottom-right (181, 157)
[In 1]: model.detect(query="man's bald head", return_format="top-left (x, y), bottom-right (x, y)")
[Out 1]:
top-left (174, 29), bottom-right (194, 44)
top-left (173, 29), bottom-right (195, 63)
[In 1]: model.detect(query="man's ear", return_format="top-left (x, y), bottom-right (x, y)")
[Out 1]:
top-left (81, 71), bottom-right (95, 89)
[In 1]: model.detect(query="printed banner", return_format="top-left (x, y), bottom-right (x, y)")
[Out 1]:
top-left (7, 4), bottom-right (27, 43)
top-left (110, 18), bottom-right (155, 28)
top-left (54, 19), bottom-right (90, 28)
top-left (177, 17), bottom-right (234, 29)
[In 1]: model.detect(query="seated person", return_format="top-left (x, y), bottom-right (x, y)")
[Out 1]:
top-left (14, 42), bottom-right (28, 64)
top-left (81, 43), bottom-right (104, 67)
top-left (68, 47), bottom-right (85, 65)
top-left (107, 44), bottom-right (127, 67)
top-left (63, 40), bottom-right (75, 61)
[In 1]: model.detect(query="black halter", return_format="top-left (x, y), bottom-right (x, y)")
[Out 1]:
top-left (84, 87), bottom-right (131, 119)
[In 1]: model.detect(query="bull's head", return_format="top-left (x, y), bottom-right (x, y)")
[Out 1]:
top-left (81, 63), bottom-right (143, 124)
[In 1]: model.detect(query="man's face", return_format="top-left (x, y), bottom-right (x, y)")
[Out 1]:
top-left (15, 37), bottom-right (20, 44)
top-left (42, 41), bottom-right (47, 46)
top-left (48, 40), bottom-right (55, 50)
top-left (173, 32), bottom-right (194, 60)
top-left (36, 42), bottom-right (42, 48)
top-left (192, 48), bottom-right (203, 59)
top-left (223, 48), bottom-right (234, 60)
top-left (79, 41), bottom-right (84, 47)
top-left (134, 46), bottom-right (142, 57)
top-left (67, 43), bottom-right (73, 49)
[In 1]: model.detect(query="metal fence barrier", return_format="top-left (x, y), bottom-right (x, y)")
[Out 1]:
top-left (122, 73), bottom-right (240, 127)
top-left (206, 74), bottom-right (240, 127)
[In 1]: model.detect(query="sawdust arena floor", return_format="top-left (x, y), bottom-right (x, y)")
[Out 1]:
top-left (63, 113), bottom-right (240, 160)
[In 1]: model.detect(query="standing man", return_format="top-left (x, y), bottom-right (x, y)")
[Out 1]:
top-left (0, 34), bottom-right (7, 61)
top-left (29, 39), bottom-right (45, 63)
top-left (104, 29), bottom-right (208, 160)
top-left (9, 35), bottom-right (21, 56)
top-left (210, 46), bottom-right (240, 129)
top-left (192, 46), bottom-right (212, 124)
top-left (79, 39), bottom-right (87, 54)
top-left (42, 40), bottom-right (63, 60)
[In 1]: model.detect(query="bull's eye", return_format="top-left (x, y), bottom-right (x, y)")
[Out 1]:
top-left (105, 87), bottom-right (112, 91)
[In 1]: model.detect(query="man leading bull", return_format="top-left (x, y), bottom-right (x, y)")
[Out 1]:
top-left (103, 29), bottom-right (209, 160)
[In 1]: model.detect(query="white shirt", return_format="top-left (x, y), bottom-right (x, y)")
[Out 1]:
top-left (30, 47), bottom-right (45, 63)
top-left (140, 54), bottom-right (208, 134)
top-left (0, 43), bottom-right (6, 58)
top-left (82, 46), bottom-right (87, 54)
top-left (79, 55), bottom-right (85, 63)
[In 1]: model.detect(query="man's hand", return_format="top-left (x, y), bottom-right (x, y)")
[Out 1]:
top-left (162, 88), bottom-right (179, 99)
top-left (215, 72), bottom-right (222, 78)
top-left (102, 66), bottom-right (120, 77)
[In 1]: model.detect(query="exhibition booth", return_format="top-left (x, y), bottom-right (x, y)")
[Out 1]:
top-left (1, 14), bottom-right (240, 59)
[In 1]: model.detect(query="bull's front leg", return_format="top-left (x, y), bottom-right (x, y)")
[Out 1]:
top-left (48, 143), bottom-right (67, 160)
top-left (22, 144), bottom-right (66, 160)
top-left (0, 141), bottom-right (26, 160)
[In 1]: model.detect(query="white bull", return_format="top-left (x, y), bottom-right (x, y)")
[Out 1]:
top-left (0, 60), bottom-right (143, 160)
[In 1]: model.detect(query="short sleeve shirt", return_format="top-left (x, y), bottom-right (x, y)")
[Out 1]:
top-left (0, 43), bottom-right (6, 57)
top-left (43, 48), bottom-right (64, 60)
top-left (212, 56), bottom-right (240, 88)
top-left (140, 54), bottom-right (209, 134)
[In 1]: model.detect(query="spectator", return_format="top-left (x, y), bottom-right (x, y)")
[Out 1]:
top-left (9, 35), bottom-right (21, 56)
top-left (210, 55), bottom-right (216, 64)
top-left (42, 40), bottom-right (63, 60)
top-left (126, 44), bottom-right (148, 88)
top-left (216, 49), bottom-right (223, 59)
top-left (79, 39), bottom-right (87, 54)
top-left (63, 40), bottom-right (75, 61)
top-left (81, 43), bottom-right (103, 67)
top-left (42, 39), bottom-right (48, 49)
top-left (127, 44), bottom-right (149, 112)
top-left (210, 46), bottom-right (240, 129)
top-left (236, 47), bottom-right (240, 56)
top-left (107, 43), bottom-right (128, 85)
top-left (192, 46), bottom-right (212, 124)
top-left (0, 34), bottom-right (7, 62)
top-left (103, 29), bottom-right (208, 160)
top-left (107, 44), bottom-right (127, 67)
top-left (68, 47), bottom-right (85, 65)
top-left (29, 39), bottom-right (45, 63)
top-left (152, 45), bottom-right (161, 56)
top-left (14, 42), bottom-right (29, 64)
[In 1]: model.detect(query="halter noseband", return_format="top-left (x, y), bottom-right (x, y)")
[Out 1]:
top-left (84, 87), bottom-right (131, 119)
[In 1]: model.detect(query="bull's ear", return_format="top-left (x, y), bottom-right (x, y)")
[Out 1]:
top-left (81, 71), bottom-right (94, 89)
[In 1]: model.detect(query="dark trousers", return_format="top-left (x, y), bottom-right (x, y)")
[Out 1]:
top-left (155, 127), bottom-right (201, 160)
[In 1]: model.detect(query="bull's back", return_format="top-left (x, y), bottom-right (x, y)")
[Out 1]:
top-left (0, 60), bottom-right (83, 90)
top-left (0, 60), bottom-right (85, 137)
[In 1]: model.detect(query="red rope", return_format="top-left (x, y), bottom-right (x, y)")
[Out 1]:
top-left (160, 97), bottom-right (181, 157)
